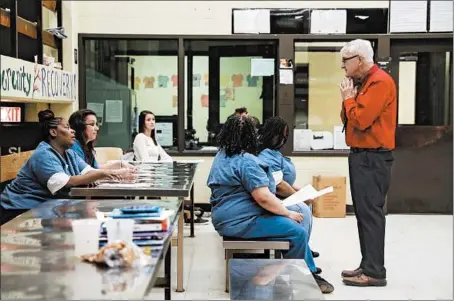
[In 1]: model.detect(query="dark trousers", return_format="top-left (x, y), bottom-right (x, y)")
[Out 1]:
top-left (348, 150), bottom-right (394, 279)
top-left (0, 205), bottom-right (28, 225)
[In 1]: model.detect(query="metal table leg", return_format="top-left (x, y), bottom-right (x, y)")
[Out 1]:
top-left (190, 185), bottom-right (195, 238)
top-left (176, 199), bottom-right (185, 293)
top-left (165, 244), bottom-right (172, 300)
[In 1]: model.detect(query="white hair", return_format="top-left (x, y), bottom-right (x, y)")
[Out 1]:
top-left (340, 39), bottom-right (374, 63)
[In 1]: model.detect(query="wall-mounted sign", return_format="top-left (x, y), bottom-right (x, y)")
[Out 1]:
top-left (1, 106), bottom-right (21, 122)
top-left (0, 55), bottom-right (77, 102)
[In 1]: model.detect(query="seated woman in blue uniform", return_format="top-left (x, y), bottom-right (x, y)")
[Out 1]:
top-left (257, 116), bottom-right (319, 258)
top-left (69, 109), bottom-right (133, 169)
top-left (0, 110), bottom-right (133, 225)
top-left (207, 115), bottom-right (333, 293)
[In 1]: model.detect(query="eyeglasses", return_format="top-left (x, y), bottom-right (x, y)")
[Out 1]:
top-left (84, 122), bottom-right (100, 127)
top-left (342, 55), bottom-right (359, 64)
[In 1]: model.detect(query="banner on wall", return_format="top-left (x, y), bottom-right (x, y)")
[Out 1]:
top-left (0, 55), bottom-right (77, 102)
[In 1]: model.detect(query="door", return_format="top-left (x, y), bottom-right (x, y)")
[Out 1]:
top-left (205, 44), bottom-right (277, 144)
top-left (387, 39), bottom-right (453, 214)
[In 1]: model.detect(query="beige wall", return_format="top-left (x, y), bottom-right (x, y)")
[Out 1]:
top-left (174, 156), bottom-right (352, 205)
top-left (62, 1), bottom-right (79, 113)
top-left (75, 1), bottom-right (389, 35)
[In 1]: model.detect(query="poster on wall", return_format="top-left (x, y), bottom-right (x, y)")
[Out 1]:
top-left (87, 103), bottom-right (104, 125)
top-left (105, 100), bottom-right (123, 123)
top-left (279, 69), bottom-right (294, 85)
top-left (310, 9), bottom-right (347, 34)
top-left (389, 1), bottom-right (427, 33)
top-left (0, 55), bottom-right (77, 102)
top-left (155, 122), bottom-right (173, 147)
top-left (429, 0), bottom-right (453, 32)
top-left (233, 9), bottom-right (270, 34)
top-left (251, 58), bottom-right (275, 76)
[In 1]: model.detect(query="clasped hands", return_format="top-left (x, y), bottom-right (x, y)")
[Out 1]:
top-left (339, 77), bottom-right (357, 101)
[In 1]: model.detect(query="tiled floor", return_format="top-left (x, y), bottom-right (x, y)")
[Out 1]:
top-left (147, 214), bottom-right (453, 300)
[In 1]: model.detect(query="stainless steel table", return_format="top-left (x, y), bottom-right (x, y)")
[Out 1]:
top-left (70, 162), bottom-right (198, 237)
top-left (229, 259), bottom-right (324, 300)
top-left (1, 198), bottom-right (182, 300)
top-left (70, 162), bottom-right (199, 293)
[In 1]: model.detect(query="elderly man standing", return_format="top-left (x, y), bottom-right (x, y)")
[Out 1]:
top-left (339, 39), bottom-right (397, 287)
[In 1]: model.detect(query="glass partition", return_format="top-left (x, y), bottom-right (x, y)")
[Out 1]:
top-left (184, 40), bottom-right (277, 152)
top-left (293, 41), bottom-right (376, 151)
top-left (83, 39), bottom-right (178, 151)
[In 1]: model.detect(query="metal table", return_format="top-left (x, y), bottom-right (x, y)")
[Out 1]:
top-left (71, 162), bottom-right (198, 237)
top-left (1, 198), bottom-right (182, 300)
top-left (229, 259), bottom-right (324, 300)
top-left (70, 162), bottom-right (199, 293)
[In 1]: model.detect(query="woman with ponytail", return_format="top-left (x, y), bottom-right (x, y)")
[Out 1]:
top-left (0, 110), bottom-right (135, 224)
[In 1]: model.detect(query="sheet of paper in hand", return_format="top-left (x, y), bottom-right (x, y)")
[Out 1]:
top-left (282, 184), bottom-right (334, 207)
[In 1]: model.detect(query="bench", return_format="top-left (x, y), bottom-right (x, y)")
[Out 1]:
top-left (223, 236), bottom-right (290, 293)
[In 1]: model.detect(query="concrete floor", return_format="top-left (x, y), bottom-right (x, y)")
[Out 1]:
top-left (147, 214), bottom-right (453, 300)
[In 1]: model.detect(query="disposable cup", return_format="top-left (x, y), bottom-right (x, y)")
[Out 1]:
top-left (105, 219), bottom-right (134, 243)
top-left (71, 219), bottom-right (102, 257)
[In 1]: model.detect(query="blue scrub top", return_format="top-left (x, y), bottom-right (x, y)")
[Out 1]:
top-left (1, 141), bottom-right (89, 210)
top-left (257, 149), bottom-right (297, 186)
top-left (282, 156), bottom-right (296, 186)
top-left (207, 150), bottom-right (276, 237)
top-left (70, 140), bottom-right (99, 168)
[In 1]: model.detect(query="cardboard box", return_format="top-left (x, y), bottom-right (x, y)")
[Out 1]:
top-left (312, 175), bottom-right (346, 218)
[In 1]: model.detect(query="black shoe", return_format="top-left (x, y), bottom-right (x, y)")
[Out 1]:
top-left (194, 207), bottom-right (205, 218)
top-left (312, 273), bottom-right (334, 294)
top-left (185, 216), bottom-right (209, 224)
top-left (315, 267), bottom-right (322, 274)
top-left (311, 250), bottom-right (320, 258)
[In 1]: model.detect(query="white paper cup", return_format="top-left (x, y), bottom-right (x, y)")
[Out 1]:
top-left (105, 219), bottom-right (134, 243)
top-left (71, 219), bottom-right (102, 257)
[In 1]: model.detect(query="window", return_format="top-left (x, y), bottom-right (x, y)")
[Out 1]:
top-left (184, 40), bottom-right (277, 152)
top-left (397, 51), bottom-right (452, 126)
top-left (293, 41), bottom-right (376, 151)
top-left (83, 39), bottom-right (178, 151)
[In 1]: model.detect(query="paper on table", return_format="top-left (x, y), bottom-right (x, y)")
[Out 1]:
top-left (175, 159), bottom-right (205, 164)
top-left (97, 183), bottom-right (150, 188)
top-left (282, 184), bottom-right (334, 207)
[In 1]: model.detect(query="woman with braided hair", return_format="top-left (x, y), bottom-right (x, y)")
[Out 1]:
top-left (0, 110), bottom-right (135, 225)
top-left (257, 116), bottom-right (320, 259)
top-left (207, 115), bottom-right (333, 294)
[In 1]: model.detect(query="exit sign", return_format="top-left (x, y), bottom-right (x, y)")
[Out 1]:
top-left (1, 107), bottom-right (22, 122)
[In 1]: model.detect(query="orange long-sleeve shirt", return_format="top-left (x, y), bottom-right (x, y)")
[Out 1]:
top-left (340, 65), bottom-right (397, 150)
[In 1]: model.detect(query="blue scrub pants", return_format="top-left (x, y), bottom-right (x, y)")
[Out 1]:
top-left (241, 214), bottom-right (317, 273)
top-left (286, 202), bottom-right (313, 239)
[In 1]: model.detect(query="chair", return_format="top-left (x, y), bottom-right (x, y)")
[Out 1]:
top-left (94, 147), bottom-right (124, 165)
top-left (223, 236), bottom-right (289, 293)
top-left (1, 151), bottom-right (34, 183)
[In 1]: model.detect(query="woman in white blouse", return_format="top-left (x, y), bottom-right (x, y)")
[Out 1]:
top-left (133, 110), bottom-right (172, 162)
